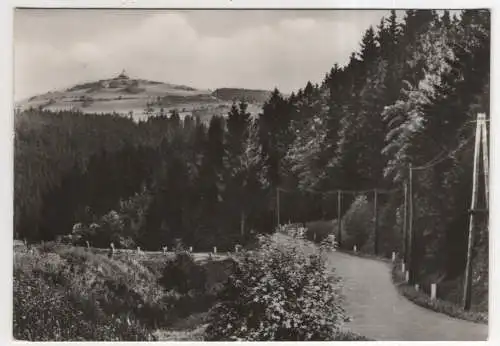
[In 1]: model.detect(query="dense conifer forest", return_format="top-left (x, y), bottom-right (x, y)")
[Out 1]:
top-left (15, 9), bottom-right (489, 304)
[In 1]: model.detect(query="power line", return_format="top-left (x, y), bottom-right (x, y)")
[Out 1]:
top-left (276, 134), bottom-right (474, 197)
top-left (277, 186), bottom-right (401, 196)
top-left (411, 134), bottom-right (475, 171)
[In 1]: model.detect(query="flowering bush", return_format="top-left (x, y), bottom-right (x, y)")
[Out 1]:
top-left (204, 234), bottom-right (348, 341)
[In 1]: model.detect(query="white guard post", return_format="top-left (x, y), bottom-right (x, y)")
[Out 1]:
top-left (431, 283), bottom-right (437, 300)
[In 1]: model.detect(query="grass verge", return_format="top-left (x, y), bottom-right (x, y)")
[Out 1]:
top-left (391, 260), bottom-right (487, 324)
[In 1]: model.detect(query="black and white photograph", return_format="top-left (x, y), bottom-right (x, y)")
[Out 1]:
top-left (9, 4), bottom-right (491, 342)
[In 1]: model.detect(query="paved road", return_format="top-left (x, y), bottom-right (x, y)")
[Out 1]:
top-left (326, 251), bottom-right (488, 341)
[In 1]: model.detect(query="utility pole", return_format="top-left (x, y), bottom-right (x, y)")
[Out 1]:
top-left (374, 189), bottom-right (379, 255)
top-left (408, 163), bottom-right (415, 285)
top-left (480, 114), bottom-right (489, 208)
top-left (403, 181), bottom-right (408, 263)
top-left (463, 113), bottom-right (485, 310)
top-left (240, 210), bottom-right (245, 237)
top-left (337, 190), bottom-right (342, 248)
top-left (276, 187), bottom-right (281, 227)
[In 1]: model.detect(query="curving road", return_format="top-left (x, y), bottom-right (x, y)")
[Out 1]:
top-left (326, 251), bottom-right (488, 341)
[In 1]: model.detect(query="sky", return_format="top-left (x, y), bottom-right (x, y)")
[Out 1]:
top-left (14, 9), bottom-right (392, 101)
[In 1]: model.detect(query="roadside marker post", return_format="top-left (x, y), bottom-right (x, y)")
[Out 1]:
top-left (431, 283), bottom-right (437, 300)
top-left (109, 243), bottom-right (115, 258)
top-left (405, 271), bottom-right (409, 283)
top-left (415, 284), bottom-right (420, 292)
top-left (401, 262), bottom-right (405, 273)
top-left (392, 252), bottom-right (396, 262)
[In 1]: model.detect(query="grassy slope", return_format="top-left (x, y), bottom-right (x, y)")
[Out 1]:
top-left (13, 243), bottom-right (234, 341)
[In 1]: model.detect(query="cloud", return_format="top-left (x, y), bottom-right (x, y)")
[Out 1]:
top-left (14, 10), bottom-right (388, 100)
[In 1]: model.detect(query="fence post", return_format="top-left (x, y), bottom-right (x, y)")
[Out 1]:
top-left (213, 246), bottom-right (217, 254)
top-left (431, 283), bottom-right (437, 301)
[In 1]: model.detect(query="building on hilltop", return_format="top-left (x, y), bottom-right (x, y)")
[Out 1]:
top-left (117, 69), bottom-right (130, 80)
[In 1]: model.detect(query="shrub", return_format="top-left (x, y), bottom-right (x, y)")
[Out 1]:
top-left (305, 220), bottom-right (334, 243)
top-left (71, 209), bottom-right (136, 249)
top-left (13, 247), bottom-right (168, 340)
top-left (204, 234), bottom-right (348, 341)
top-left (14, 243), bottom-right (239, 341)
top-left (156, 252), bottom-right (236, 323)
top-left (13, 273), bottom-right (155, 341)
top-left (337, 195), bottom-right (373, 251)
top-left (160, 252), bottom-right (206, 295)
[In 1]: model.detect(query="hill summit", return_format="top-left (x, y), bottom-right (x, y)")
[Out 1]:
top-left (17, 72), bottom-right (271, 122)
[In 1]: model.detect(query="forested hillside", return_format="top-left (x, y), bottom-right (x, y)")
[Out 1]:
top-left (212, 88), bottom-right (272, 103)
top-left (15, 9), bottom-right (489, 308)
